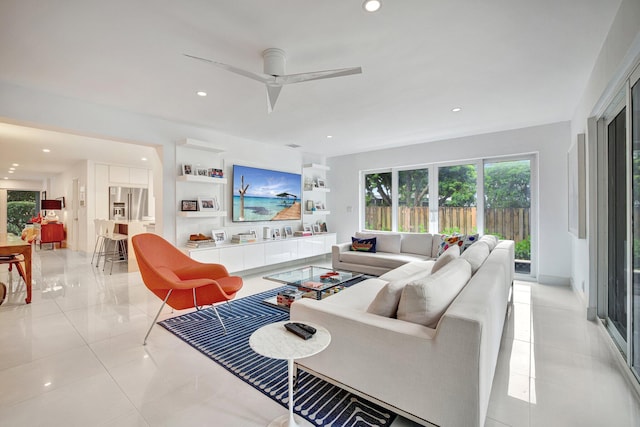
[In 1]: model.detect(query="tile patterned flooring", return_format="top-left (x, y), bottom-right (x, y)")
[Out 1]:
top-left (0, 249), bottom-right (639, 426)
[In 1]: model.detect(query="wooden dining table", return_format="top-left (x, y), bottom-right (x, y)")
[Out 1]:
top-left (0, 234), bottom-right (32, 304)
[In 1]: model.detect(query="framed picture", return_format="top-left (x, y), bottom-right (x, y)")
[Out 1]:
top-left (181, 200), bottom-right (198, 211)
top-left (196, 167), bottom-right (209, 177)
top-left (320, 222), bottom-right (328, 232)
top-left (283, 226), bottom-right (293, 237)
top-left (316, 179), bottom-right (326, 188)
top-left (182, 164), bottom-right (193, 175)
top-left (273, 228), bottom-right (281, 239)
top-left (198, 196), bottom-right (218, 211)
top-left (249, 229), bottom-right (257, 239)
top-left (315, 201), bottom-right (325, 210)
top-left (303, 225), bottom-right (312, 233)
top-left (212, 229), bottom-right (227, 243)
top-left (312, 224), bottom-right (321, 234)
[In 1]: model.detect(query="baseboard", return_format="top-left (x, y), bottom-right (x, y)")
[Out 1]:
top-left (537, 274), bottom-right (571, 286)
top-left (586, 306), bottom-right (597, 321)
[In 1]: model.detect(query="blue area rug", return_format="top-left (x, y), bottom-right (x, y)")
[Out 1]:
top-left (158, 286), bottom-right (396, 426)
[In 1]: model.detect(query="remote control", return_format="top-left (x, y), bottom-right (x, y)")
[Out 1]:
top-left (284, 322), bottom-right (313, 340)
top-left (294, 323), bottom-right (316, 335)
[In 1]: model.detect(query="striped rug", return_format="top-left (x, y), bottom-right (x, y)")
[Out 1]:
top-left (159, 286), bottom-right (397, 426)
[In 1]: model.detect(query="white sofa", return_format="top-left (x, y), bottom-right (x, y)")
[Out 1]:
top-left (291, 238), bottom-right (515, 427)
top-left (332, 231), bottom-right (444, 276)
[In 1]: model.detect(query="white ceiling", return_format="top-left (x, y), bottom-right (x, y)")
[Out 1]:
top-left (0, 0), bottom-right (622, 181)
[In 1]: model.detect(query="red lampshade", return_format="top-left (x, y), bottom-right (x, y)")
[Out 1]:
top-left (41, 199), bottom-right (63, 210)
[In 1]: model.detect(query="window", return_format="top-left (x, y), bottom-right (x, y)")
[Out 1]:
top-left (364, 171), bottom-right (392, 231)
top-left (397, 168), bottom-right (429, 232)
top-left (438, 164), bottom-right (477, 235)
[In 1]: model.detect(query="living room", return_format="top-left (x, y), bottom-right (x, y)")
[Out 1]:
top-left (1, 0), bottom-right (640, 426)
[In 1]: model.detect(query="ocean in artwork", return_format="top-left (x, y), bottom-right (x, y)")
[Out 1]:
top-left (232, 195), bottom-right (300, 221)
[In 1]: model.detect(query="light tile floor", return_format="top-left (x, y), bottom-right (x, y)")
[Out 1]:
top-left (0, 249), bottom-right (639, 426)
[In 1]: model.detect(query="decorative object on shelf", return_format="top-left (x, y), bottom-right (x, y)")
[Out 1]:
top-left (263, 227), bottom-right (271, 239)
top-left (283, 226), bottom-right (293, 238)
top-left (195, 168), bottom-right (209, 177)
top-left (273, 229), bottom-right (281, 240)
top-left (249, 229), bottom-right (257, 239)
top-left (306, 200), bottom-right (314, 212)
top-left (316, 179), bottom-right (326, 189)
top-left (232, 233), bottom-right (257, 244)
top-left (212, 229), bottom-right (227, 243)
top-left (208, 168), bottom-right (224, 178)
top-left (312, 224), bottom-right (321, 234)
top-left (181, 200), bottom-right (198, 211)
top-left (320, 222), bottom-right (328, 232)
top-left (315, 201), bottom-right (325, 210)
top-left (198, 196), bottom-right (219, 211)
top-left (304, 177), bottom-right (314, 191)
top-left (303, 225), bottom-right (312, 233)
top-left (182, 164), bottom-right (193, 175)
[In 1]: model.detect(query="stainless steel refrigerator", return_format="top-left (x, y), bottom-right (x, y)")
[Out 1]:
top-left (109, 187), bottom-right (149, 221)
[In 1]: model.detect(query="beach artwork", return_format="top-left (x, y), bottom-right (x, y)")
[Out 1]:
top-left (232, 165), bottom-right (302, 222)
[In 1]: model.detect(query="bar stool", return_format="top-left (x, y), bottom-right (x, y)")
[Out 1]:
top-left (91, 219), bottom-right (109, 267)
top-left (103, 220), bottom-right (128, 275)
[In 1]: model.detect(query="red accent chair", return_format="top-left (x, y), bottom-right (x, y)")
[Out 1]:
top-left (132, 233), bottom-right (243, 345)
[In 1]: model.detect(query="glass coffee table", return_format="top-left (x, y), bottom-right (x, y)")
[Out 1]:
top-left (264, 266), bottom-right (362, 308)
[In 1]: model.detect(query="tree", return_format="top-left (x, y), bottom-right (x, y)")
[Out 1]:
top-left (398, 169), bottom-right (429, 207)
top-left (365, 173), bottom-right (392, 206)
top-left (438, 165), bottom-right (477, 206)
top-left (484, 162), bottom-right (530, 208)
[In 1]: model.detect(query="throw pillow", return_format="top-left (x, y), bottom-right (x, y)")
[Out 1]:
top-left (461, 241), bottom-right (491, 274)
top-left (366, 279), bottom-right (411, 318)
top-left (479, 234), bottom-right (498, 251)
top-left (397, 258), bottom-right (472, 328)
top-left (431, 244), bottom-right (460, 274)
top-left (437, 233), bottom-right (479, 256)
top-left (351, 237), bottom-right (377, 252)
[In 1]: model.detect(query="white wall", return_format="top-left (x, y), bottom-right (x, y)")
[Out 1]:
top-left (328, 122), bottom-right (571, 284)
top-left (570, 0), bottom-right (640, 317)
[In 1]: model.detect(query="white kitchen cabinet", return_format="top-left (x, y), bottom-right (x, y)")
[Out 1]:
top-left (130, 167), bottom-right (149, 185)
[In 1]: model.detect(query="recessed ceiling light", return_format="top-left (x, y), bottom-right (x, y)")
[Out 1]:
top-left (327, 135), bottom-right (333, 139)
top-left (12, 163), bottom-right (18, 167)
top-left (3, 177), bottom-right (8, 180)
top-left (363, 0), bottom-right (381, 12)
top-left (9, 167), bottom-right (15, 171)
top-left (197, 91), bottom-right (207, 97)
top-left (141, 157), bottom-right (148, 161)
top-left (8, 170), bottom-right (14, 173)
top-left (452, 107), bottom-right (462, 112)
top-left (42, 148), bottom-right (51, 153)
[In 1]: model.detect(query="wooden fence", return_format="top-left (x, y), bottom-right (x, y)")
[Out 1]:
top-left (365, 206), bottom-right (530, 242)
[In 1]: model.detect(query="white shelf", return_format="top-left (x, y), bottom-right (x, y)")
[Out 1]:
top-left (178, 211), bottom-right (227, 218)
top-left (303, 163), bottom-right (330, 171)
top-left (178, 138), bottom-right (225, 153)
top-left (304, 187), bottom-right (330, 193)
top-left (304, 210), bottom-right (331, 216)
top-left (177, 175), bottom-right (228, 184)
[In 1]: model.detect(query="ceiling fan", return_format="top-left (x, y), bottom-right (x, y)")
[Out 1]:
top-left (184, 48), bottom-right (362, 113)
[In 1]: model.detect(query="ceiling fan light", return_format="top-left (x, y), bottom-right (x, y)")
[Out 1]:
top-left (363, 0), bottom-right (381, 12)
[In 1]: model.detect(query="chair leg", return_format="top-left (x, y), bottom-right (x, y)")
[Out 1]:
top-left (143, 290), bottom-right (172, 346)
top-left (91, 236), bottom-right (101, 265)
top-left (226, 300), bottom-right (234, 313)
top-left (211, 304), bottom-right (227, 335)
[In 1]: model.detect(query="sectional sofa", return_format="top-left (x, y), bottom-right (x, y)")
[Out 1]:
top-left (332, 231), bottom-right (445, 276)
top-left (291, 235), bottom-right (515, 427)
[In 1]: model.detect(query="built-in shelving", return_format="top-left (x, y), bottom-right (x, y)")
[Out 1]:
top-left (177, 211), bottom-right (227, 218)
top-left (177, 175), bottom-right (228, 184)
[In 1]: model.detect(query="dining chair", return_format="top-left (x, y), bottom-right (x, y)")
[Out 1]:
top-left (132, 233), bottom-right (244, 345)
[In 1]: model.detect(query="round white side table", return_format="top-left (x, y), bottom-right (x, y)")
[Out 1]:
top-left (249, 320), bottom-right (331, 427)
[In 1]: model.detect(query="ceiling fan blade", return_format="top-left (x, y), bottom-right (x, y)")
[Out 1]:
top-left (266, 85), bottom-right (282, 113)
top-left (184, 54), bottom-right (274, 84)
top-left (276, 66), bottom-right (362, 85)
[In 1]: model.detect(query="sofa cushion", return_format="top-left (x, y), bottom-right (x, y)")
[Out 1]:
top-left (397, 258), bottom-right (472, 328)
top-left (479, 234), bottom-right (498, 251)
top-left (367, 266), bottom-right (435, 318)
top-left (400, 233), bottom-right (433, 256)
top-left (431, 244), bottom-right (460, 274)
top-left (322, 278), bottom-right (388, 311)
top-left (351, 237), bottom-right (377, 252)
top-left (461, 241), bottom-right (491, 274)
top-left (379, 260), bottom-right (435, 282)
top-left (356, 232), bottom-right (402, 254)
top-left (437, 233), bottom-right (479, 256)
top-left (340, 251), bottom-right (429, 270)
